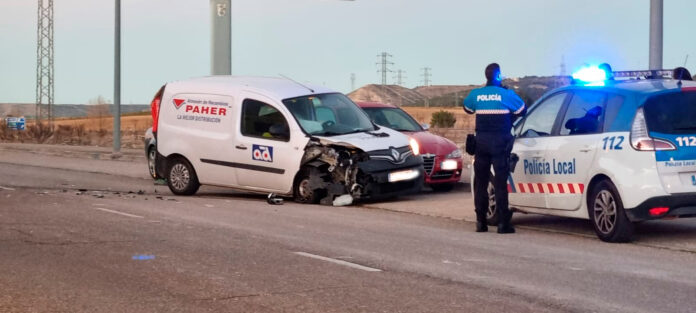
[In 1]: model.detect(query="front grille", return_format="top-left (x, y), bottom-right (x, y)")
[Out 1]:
top-left (422, 155), bottom-right (435, 175)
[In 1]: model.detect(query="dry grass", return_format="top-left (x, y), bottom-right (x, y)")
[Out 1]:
top-left (402, 107), bottom-right (474, 130)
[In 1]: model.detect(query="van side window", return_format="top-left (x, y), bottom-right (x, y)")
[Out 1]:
top-left (560, 91), bottom-right (607, 136)
top-left (519, 92), bottom-right (567, 137)
top-left (241, 99), bottom-right (290, 141)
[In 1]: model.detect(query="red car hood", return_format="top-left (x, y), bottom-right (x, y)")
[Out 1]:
top-left (405, 131), bottom-right (458, 157)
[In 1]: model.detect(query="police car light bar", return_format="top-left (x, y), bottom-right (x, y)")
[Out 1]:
top-left (612, 69), bottom-right (673, 79)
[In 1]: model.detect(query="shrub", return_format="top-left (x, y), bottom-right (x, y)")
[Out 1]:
top-left (430, 110), bottom-right (456, 128)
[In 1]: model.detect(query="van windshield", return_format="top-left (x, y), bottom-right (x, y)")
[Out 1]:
top-left (282, 93), bottom-right (376, 136)
top-left (644, 92), bottom-right (696, 134)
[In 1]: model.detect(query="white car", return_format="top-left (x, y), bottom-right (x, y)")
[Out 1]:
top-left (151, 76), bottom-right (424, 204)
top-left (473, 68), bottom-right (696, 242)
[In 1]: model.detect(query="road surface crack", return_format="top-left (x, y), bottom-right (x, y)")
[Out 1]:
top-left (195, 285), bottom-right (361, 302)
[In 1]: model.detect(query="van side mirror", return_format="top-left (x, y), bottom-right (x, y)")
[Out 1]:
top-left (421, 123), bottom-right (430, 130)
top-left (269, 124), bottom-right (290, 140)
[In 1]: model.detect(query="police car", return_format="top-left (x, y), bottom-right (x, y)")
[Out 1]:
top-left (474, 66), bottom-right (696, 242)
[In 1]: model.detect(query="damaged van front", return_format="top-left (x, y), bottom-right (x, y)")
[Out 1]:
top-left (283, 93), bottom-right (424, 205)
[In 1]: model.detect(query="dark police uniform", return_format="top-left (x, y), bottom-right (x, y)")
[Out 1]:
top-left (463, 85), bottom-right (525, 232)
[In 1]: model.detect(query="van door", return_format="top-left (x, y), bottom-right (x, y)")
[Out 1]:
top-left (231, 94), bottom-right (305, 193)
top-left (509, 92), bottom-right (568, 209)
top-left (545, 90), bottom-right (608, 211)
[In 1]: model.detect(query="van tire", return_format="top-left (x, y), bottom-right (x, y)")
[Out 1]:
top-left (293, 168), bottom-right (323, 204)
top-left (588, 180), bottom-right (634, 243)
top-left (167, 157), bottom-right (200, 196)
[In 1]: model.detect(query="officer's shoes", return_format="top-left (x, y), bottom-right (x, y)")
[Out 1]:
top-left (475, 222), bottom-right (488, 232)
top-left (497, 224), bottom-right (516, 234)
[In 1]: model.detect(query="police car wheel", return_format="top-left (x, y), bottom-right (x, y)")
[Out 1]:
top-left (167, 158), bottom-right (200, 196)
top-left (589, 180), bottom-right (634, 243)
top-left (147, 146), bottom-right (159, 180)
top-left (486, 180), bottom-right (500, 226)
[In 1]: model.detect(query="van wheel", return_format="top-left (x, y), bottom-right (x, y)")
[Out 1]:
top-left (167, 158), bottom-right (200, 196)
top-left (147, 146), bottom-right (159, 179)
top-left (294, 168), bottom-right (324, 204)
top-left (589, 180), bottom-right (634, 242)
top-left (485, 179), bottom-right (501, 226)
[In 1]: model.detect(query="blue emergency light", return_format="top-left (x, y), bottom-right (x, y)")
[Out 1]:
top-left (572, 66), bottom-right (608, 86)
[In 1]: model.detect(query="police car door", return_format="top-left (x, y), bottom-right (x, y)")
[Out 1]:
top-left (510, 92), bottom-right (569, 208)
top-left (545, 90), bottom-right (607, 211)
top-left (232, 94), bottom-right (306, 193)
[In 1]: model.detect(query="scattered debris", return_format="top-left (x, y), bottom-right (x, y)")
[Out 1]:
top-left (131, 255), bottom-right (155, 261)
top-left (78, 188), bottom-right (87, 192)
top-left (332, 194), bottom-right (353, 207)
top-left (156, 196), bottom-right (163, 200)
top-left (267, 193), bottom-right (283, 205)
top-left (137, 190), bottom-right (145, 195)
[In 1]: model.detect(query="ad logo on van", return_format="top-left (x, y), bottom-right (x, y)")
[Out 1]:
top-left (173, 98), bottom-right (186, 109)
top-left (252, 145), bottom-right (273, 162)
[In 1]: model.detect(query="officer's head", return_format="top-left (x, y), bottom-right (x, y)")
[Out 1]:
top-left (485, 63), bottom-right (501, 86)
top-left (673, 67), bottom-right (693, 81)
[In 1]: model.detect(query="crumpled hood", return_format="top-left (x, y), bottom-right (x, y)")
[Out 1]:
top-left (313, 127), bottom-right (410, 152)
top-left (406, 131), bottom-right (458, 156)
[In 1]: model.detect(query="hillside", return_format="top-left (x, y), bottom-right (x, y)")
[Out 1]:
top-left (348, 76), bottom-right (572, 107)
top-left (0, 103), bottom-right (149, 118)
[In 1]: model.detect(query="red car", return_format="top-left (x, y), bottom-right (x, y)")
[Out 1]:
top-left (357, 102), bottom-right (463, 191)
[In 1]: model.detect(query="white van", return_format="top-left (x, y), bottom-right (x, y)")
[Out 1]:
top-left (152, 76), bottom-right (424, 204)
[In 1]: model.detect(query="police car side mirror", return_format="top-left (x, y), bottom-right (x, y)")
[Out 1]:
top-left (269, 124), bottom-right (290, 140)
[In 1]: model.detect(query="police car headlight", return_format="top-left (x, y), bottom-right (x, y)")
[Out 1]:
top-left (441, 160), bottom-right (459, 171)
top-left (446, 148), bottom-right (462, 159)
top-left (409, 138), bottom-right (420, 156)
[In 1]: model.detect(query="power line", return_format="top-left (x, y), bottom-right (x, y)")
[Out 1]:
top-left (36, 0), bottom-right (54, 126)
top-left (376, 52), bottom-right (393, 85)
top-left (393, 70), bottom-right (407, 86)
top-left (420, 67), bottom-right (432, 87)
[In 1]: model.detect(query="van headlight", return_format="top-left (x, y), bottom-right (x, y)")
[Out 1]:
top-left (446, 148), bottom-right (462, 159)
top-left (409, 138), bottom-right (420, 156)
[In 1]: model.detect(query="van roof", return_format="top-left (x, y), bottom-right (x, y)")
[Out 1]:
top-left (558, 79), bottom-right (696, 96)
top-left (166, 76), bottom-right (336, 101)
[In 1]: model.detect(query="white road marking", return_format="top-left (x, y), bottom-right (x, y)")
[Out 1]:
top-left (0, 186), bottom-right (15, 191)
top-left (293, 252), bottom-right (382, 272)
top-left (93, 207), bottom-right (144, 219)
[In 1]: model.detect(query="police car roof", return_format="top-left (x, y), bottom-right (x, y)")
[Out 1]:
top-left (561, 78), bottom-right (696, 96)
top-left (166, 76), bottom-right (336, 101)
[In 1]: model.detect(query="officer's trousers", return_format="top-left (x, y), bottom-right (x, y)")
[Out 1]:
top-left (473, 132), bottom-right (513, 225)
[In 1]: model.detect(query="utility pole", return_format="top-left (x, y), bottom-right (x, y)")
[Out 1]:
top-left (36, 0), bottom-right (54, 127)
top-left (113, 0), bottom-right (121, 154)
top-left (393, 70), bottom-right (407, 86)
top-left (350, 73), bottom-right (356, 91)
top-left (560, 55), bottom-right (567, 76)
top-left (649, 0), bottom-right (663, 70)
top-left (420, 67), bottom-right (432, 87)
top-left (211, 0), bottom-right (232, 75)
top-left (376, 52), bottom-right (393, 85)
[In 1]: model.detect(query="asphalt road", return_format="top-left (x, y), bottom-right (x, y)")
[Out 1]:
top-left (1, 156), bottom-right (696, 312)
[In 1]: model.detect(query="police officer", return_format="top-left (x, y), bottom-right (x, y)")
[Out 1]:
top-left (463, 63), bottom-right (525, 233)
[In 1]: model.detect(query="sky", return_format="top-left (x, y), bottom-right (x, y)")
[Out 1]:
top-left (1, 0), bottom-right (695, 105)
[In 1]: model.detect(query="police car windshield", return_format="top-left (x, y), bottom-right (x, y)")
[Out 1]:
top-left (644, 92), bottom-right (696, 134)
top-left (362, 108), bottom-right (422, 132)
top-left (282, 93), bottom-right (376, 136)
